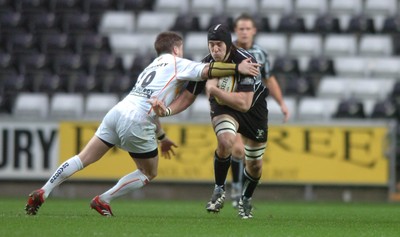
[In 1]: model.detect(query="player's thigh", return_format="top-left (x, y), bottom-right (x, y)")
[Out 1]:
top-left (78, 136), bottom-right (111, 167)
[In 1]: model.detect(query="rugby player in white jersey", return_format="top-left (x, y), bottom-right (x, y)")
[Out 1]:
top-left (25, 31), bottom-right (260, 216)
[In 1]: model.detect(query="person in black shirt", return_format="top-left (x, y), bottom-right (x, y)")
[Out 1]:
top-left (151, 24), bottom-right (267, 219)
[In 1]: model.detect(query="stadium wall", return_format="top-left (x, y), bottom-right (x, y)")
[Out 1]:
top-left (0, 118), bottom-right (397, 202)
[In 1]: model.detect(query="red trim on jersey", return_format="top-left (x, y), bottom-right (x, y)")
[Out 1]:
top-left (147, 55), bottom-right (177, 115)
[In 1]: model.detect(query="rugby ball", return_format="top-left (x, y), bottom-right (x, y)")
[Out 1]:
top-left (217, 75), bottom-right (237, 92)
top-left (215, 76), bottom-right (236, 105)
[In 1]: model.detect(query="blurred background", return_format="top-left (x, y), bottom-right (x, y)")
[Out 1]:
top-left (0, 0), bottom-right (400, 203)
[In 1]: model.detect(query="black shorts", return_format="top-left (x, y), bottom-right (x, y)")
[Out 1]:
top-left (209, 96), bottom-right (268, 143)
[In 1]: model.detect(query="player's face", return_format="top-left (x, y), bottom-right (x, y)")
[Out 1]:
top-left (208, 40), bottom-right (227, 62)
top-left (234, 19), bottom-right (256, 45)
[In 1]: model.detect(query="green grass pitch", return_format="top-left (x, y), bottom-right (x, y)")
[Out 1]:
top-left (1, 198), bottom-right (399, 237)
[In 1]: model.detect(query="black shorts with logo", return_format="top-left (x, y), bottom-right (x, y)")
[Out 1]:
top-left (209, 92), bottom-right (268, 143)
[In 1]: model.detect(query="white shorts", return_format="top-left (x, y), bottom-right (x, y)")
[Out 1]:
top-left (95, 101), bottom-right (158, 154)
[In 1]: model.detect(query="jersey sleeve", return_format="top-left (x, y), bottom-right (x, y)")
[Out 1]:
top-left (263, 50), bottom-right (271, 79)
top-left (175, 57), bottom-right (206, 81)
top-left (185, 81), bottom-right (206, 95)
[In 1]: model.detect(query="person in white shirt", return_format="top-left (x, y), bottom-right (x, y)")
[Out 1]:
top-left (25, 31), bottom-right (260, 217)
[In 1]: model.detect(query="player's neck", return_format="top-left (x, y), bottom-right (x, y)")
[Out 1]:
top-left (236, 41), bottom-right (253, 50)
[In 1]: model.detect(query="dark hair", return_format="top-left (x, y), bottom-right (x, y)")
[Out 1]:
top-left (234, 13), bottom-right (257, 29)
top-left (154, 31), bottom-right (183, 56)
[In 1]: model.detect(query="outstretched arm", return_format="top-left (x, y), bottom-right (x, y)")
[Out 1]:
top-left (149, 90), bottom-right (197, 117)
top-left (201, 58), bottom-right (260, 79)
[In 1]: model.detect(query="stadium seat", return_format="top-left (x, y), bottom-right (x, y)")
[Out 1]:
top-left (52, 54), bottom-right (87, 87)
top-left (207, 13), bottom-right (234, 31)
top-left (306, 56), bottom-right (336, 78)
top-left (0, 52), bottom-right (17, 77)
top-left (259, 0), bottom-right (293, 15)
top-left (0, 11), bottom-right (26, 34)
top-left (190, 0), bottom-right (223, 14)
top-left (15, 0), bottom-right (49, 13)
top-left (313, 14), bottom-right (341, 34)
top-left (5, 33), bottom-right (39, 55)
top-left (276, 13), bottom-right (306, 33)
top-left (105, 74), bottom-right (135, 96)
top-left (267, 96), bottom-right (297, 122)
top-left (39, 33), bottom-right (74, 56)
top-left (82, 0), bottom-right (116, 14)
top-left (350, 78), bottom-right (396, 100)
top-left (154, 0), bottom-right (188, 13)
top-left (0, 0), bottom-right (14, 13)
top-left (358, 35), bottom-right (393, 56)
top-left (317, 76), bottom-right (349, 98)
top-left (323, 34), bottom-right (357, 57)
top-left (49, 93), bottom-right (84, 119)
top-left (224, 0), bottom-right (258, 15)
top-left (183, 32), bottom-right (209, 60)
top-left (346, 14), bottom-right (376, 34)
top-left (0, 92), bottom-right (14, 114)
top-left (370, 98), bottom-right (397, 119)
top-left (136, 12), bottom-right (176, 33)
top-left (288, 34), bottom-right (322, 56)
top-left (186, 95), bottom-right (210, 122)
top-left (297, 97), bottom-right (339, 120)
top-left (129, 50), bottom-right (155, 79)
top-left (382, 15), bottom-right (400, 34)
top-left (84, 93), bottom-right (119, 120)
top-left (333, 97), bottom-right (366, 119)
top-left (74, 34), bottom-right (111, 55)
top-left (251, 13), bottom-right (271, 32)
top-left (284, 75), bottom-right (315, 97)
top-left (117, 0), bottom-right (155, 11)
top-left (24, 12), bottom-right (60, 34)
top-left (170, 13), bottom-right (201, 33)
top-left (12, 92), bottom-right (49, 118)
top-left (368, 57), bottom-right (400, 78)
top-left (70, 74), bottom-right (101, 94)
top-left (329, 0), bottom-right (363, 15)
top-left (294, 0), bottom-right (328, 15)
top-left (49, 0), bottom-right (82, 14)
top-left (17, 53), bottom-right (53, 92)
top-left (109, 33), bottom-right (156, 56)
top-left (364, 0), bottom-right (398, 16)
top-left (333, 57), bottom-right (367, 78)
top-left (99, 11), bottom-right (135, 34)
top-left (61, 13), bottom-right (97, 35)
top-left (2, 73), bottom-right (28, 94)
top-left (255, 33), bottom-right (287, 56)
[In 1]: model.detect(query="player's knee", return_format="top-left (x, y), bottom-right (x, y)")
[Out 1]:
top-left (217, 136), bottom-right (235, 156)
top-left (232, 143), bottom-right (245, 158)
top-left (140, 168), bottom-right (157, 181)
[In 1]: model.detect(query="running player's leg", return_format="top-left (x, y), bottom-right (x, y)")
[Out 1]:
top-left (231, 134), bottom-right (244, 208)
top-left (206, 115), bottom-right (238, 213)
top-left (25, 136), bottom-right (111, 215)
top-left (238, 137), bottom-right (266, 219)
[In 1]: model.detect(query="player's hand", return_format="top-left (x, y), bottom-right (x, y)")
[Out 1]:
top-left (281, 103), bottom-right (290, 123)
top-left (238, 58), bottom-right (260, 77)
top-left (205, 78), bottom-right (218, 96)
top-left (148, 98), bottom-right (167, 117)
top-left (159, 138), bottom-right (177, 159)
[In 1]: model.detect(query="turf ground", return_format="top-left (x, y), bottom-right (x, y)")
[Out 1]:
top-left (1, 198), bottom-right (399, 237)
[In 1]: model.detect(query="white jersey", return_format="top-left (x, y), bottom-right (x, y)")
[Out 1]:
top-left (95, 54), bottom-right (206, 155)
top-left (124, 53), bottom-right (206, 116)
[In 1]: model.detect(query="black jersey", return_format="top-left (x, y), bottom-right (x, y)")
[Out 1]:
top-left (237, 42), bottom-right (271, 81)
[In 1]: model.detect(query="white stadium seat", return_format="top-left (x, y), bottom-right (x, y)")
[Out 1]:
top-left (297, 97), bottom-right (339, 120)
top-left (324, 34), bottom-right (357, 57)
top-left (288, 34), bottom-right (322, 57)
top-left (136, 12), bottom-right (176, 33)
top-left (358, 35), bottom-right (393, 57)
top-left (99, 11), bottom-right (135, 34)
top-left (84, 93), bottom-right (119, 120)
top-left (49, 93), bottom-right (84, 119)
top-left (333, 57), bottom-right (368, 78)
top-left (255, 33), bottom-right (288, 56)
top-left (154, 0), bottom-right (189, 13)
top-left (13, 93), bottom-right (49, 118)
